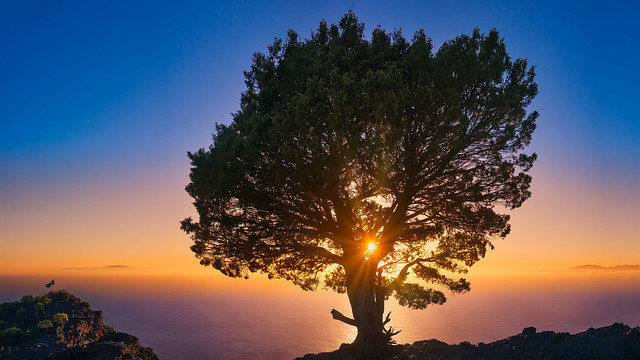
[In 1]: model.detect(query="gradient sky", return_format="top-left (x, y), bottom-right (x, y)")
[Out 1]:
top-left (1, 1), bottom-right (638, 274)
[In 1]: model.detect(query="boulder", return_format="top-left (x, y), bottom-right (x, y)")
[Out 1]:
top-left (297, 323), bottom-right (640, 360)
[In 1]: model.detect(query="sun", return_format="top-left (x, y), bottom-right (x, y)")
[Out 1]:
top-left (363, 241), bottom-right (377, 260)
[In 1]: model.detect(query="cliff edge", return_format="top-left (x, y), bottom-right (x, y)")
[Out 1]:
top-left (0, 290), bottom-right (158, 360)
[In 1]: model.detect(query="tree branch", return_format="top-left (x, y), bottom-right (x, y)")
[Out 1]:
top-left (292, 243), bottom-right (343, 264)
top-left (384, 256), bottom-right (437, 293)
top-left (331, 309), bottom-right (357, 327)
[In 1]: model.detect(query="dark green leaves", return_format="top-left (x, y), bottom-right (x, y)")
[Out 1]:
top-left (393, 283), bottom-right (446, 309)
top-left (182, 12), bottom-right (537, 303)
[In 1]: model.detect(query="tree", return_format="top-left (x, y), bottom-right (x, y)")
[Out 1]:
top-left (181, 12), bottom-right (537, 359)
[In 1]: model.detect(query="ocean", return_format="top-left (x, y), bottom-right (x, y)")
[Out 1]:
top-left (2, 270), bottom-right (639, 359)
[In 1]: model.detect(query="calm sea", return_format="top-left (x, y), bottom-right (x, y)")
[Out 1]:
top-left (2, 271), bottom-right (640, 359)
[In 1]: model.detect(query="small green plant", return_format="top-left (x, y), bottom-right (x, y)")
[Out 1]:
top-left (0, 301), bottom-right (17, 315)
top-left (3, 327), bottom-right (22, 337)
top-left (124, 343), bottom-right (140, 356)
top-left (34, 302), bottom-right (45, 312)
top-left (53, 313), bottom-right (68, 325)
top-left (37, 319), bottom-right (53, 329)
top-left (16, 308), bottom-right (27, 316)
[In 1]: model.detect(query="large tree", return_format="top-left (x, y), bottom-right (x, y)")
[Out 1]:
top-left (181, 12), bottom-right (537, 359)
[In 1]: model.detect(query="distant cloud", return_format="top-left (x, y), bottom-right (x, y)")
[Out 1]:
top-left (58, 265), bottom-right (131, 271)
top-left (570, 264), bottom-right (640, 272)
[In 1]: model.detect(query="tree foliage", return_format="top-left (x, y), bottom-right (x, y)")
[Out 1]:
top-left (182, 12), bottom-right (537, 354)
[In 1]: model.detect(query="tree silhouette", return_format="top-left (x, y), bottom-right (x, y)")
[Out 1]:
top-left (181, 12), bottom-right (537, 359)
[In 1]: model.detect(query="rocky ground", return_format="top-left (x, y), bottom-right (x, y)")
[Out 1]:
top-left (0, 290), bottom-right (157, 360)
top-left (296, 323), bottom-right (640, 360)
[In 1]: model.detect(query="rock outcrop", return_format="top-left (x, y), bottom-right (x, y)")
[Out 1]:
top-left (0, 290), bottom-right (157, 360)
top-left (296, 323), bottom-right (640, 360)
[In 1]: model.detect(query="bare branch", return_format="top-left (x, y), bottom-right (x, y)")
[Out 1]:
top-left (331, 309), bottom-right (357, 327)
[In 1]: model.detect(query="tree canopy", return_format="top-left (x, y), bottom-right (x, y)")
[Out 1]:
top-left (181, 11), bottom-right (537, 357)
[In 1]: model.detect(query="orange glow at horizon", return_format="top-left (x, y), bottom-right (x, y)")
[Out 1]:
top-left (1, 165), bottom-right (639, 276)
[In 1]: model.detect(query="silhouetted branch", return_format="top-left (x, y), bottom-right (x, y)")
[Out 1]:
top-left (383, 311), bottom-right (392, 326)
top-left (331, 308), bottom-right (357, 327)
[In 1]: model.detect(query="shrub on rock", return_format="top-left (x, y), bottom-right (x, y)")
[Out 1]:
top-left (53, 313), bottom-right (68, 325)
top-left (37, 320), bottom-right (53, 330)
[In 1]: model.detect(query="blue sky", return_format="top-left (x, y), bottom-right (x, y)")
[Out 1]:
top-left (1, 1), bottom-right (638, 271)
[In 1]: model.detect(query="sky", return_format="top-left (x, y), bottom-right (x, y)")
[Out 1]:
top-left (1, 0), bottom-right (639, 275)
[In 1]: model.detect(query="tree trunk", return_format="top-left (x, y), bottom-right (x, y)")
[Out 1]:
top-left (344, 258), bottom-right (387, 359)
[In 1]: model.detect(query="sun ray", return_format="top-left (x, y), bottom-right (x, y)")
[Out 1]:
top-left (364, 241), bottom-right (377, 260)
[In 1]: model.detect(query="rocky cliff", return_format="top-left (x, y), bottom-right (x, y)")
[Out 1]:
top-left (296, 323), bottom-right (640, 360)
top-left (0, 290), bottom-right (158, 360)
